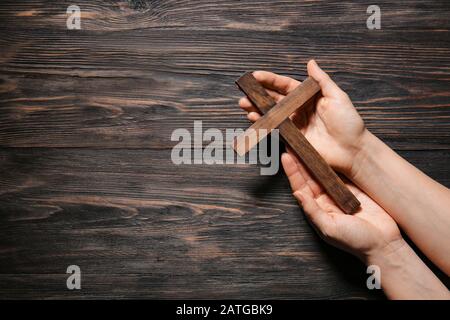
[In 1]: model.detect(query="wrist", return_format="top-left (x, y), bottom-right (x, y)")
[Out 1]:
top-left (365, 238), bottom-right (408, 267)
top-left (365, 238), bottom-right (450, 299)
top-left (349, 129), bottom-right (383, 182)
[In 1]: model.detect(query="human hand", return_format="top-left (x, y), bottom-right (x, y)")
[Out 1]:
top-left (281, 150), bottom-right (403, 262)
top-left (239, 60), bottom-right (368, 176)
top-left (237, 61), bottom-right (450, 298)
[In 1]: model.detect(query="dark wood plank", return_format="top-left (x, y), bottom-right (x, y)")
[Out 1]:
top-left (0, 148), bottom-right (448, 298)
top-left (0, 1), bottom-right (449, 32)
top-left (0, 147), bottom-right (366, 299)
top-left (0, 0), bottom-right (449, 299)
top-left (0, 2), bottom-right (449, 149)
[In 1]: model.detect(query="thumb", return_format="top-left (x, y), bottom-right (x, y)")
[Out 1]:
top-left (307, 59), bottom-right (344, 99)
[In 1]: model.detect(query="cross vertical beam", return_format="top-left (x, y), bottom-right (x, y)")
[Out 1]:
top-left (235, 72), bottom-right (360, 214)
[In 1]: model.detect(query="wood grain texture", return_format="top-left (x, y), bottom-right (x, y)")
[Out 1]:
top-left (0, 0), bottom-right (449, 299)
top-left (233, 77), bottom-right (320, 155)
top-left (236, 73), bottom-right (360, 214)
top-left (1, 148), bottom-right (449, 299)
top-left (0, 1), bottom-right (449, 149)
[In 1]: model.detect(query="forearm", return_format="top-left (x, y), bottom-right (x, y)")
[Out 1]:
top-left (351, 130), bottom-right (450, 275)
top-left (367, 239), bottom-right (449, 299)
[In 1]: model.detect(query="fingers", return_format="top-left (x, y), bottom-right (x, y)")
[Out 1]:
top-left (238, 97), bottom-right (259, 114)
top-left (238, 87), bottom-right (285, 123)
top-left (239, 88), bottom-right (284, 112)
top-left (281, 152), bottom-right (307, 192)
top-left (247, 112), bottom-right (260, 122)
top-left (239, 98), bottom-right (260, 122)
top-left (284, 149), bottom-right (324, 197)
top-left (253, 71), bottom-right (300, 95)
top-left (283, 150), bottom-right (341, 240)
top-left (293, 190), bottom-right (336, 239)
top-left (307, 59), bottom-right (345, 99)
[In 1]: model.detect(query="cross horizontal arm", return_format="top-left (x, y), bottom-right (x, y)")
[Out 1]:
top-left (233, 76), bottom-right (320, 156)
top-left (235, 72), bottom-right (360, 214)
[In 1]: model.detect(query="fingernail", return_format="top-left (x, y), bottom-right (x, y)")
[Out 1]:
top-left (281, 152), bottom-right (289, 159)
top-left (293, 191), bottom-right (304, 203)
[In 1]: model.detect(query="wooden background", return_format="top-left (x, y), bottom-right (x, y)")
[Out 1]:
top-left (0, 0), bottom-right (449, 299)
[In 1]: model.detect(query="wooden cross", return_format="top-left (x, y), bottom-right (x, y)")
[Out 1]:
top-left (232, 72), bottom-right (360, 214)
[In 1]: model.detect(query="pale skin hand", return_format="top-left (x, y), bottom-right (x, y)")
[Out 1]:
top-left (238, 60), bottom-right (450, 299)
top-left (352, 132), bottom-right (450, 275)
top-left (281, 151), bottom-right (449, 299)
top-left (239, 60), bottom-right (367, 175)
top-left (281, 150), bottom-right (402, 262)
